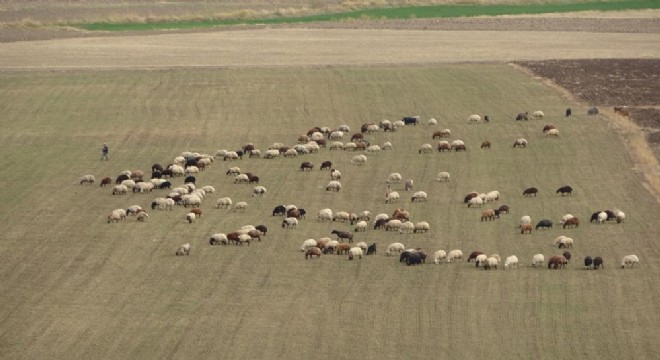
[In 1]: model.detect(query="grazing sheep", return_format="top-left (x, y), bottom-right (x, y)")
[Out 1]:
top-left (366, 145), bottom-right (381, 153)
top-left (621, 255), bottom-right (639, 269)
top-left (326, 180), bottom-right (342, 192)
top-left (418, 143), bottom-right (434, 154)
top-left (387, 173), bottom-right (403, 184)
top-left (336, 243), bottom-right (352, 255)
top-left (515, 111), bottom-right (529, 121)
top-left (186, 212), bottom-right (196, 224)
top-left (404, 179), bottom-right (414, 191)
top-left (433, 250), bottom-right (447, 264)
top-left (330, 169), bottom-right (342, 180)
top-left (546, 128), bottom-right (559, 137)
top-left (333, 211), bottom-right (350, 222)
top-left (301, 239), bottom-right (318, 252)
top-left (398, 221), bottom-right (415, 234)
top-left (215, 197), bottom-right (232, 209)
top-left (504, 255), bottom-right (519, 270)
top-left (447, 249), bottom-right (463, 263)
top-left (414, 221), bottom-right (430, 233)
top-left (483, 257), bottom-right (499, 270)
top-left (556, 185), bottom-right (573, 196)
top-left (252, 186), bottom-right (267, 197)
top-left (480, 141), bottom-right (491, 149)
top-left (467, 196), bottom-right (483, 208)
top-left (563, 217), bottom-right (580, 229)
top-left (331, 229), bottom-right (353, 243)
top-left (233, 201), bottom-right (248, 212)
top-left (532, 254), bottom-right (545, 267)
top-left (615, 209), bottom-right (626, 223)
top-left (385, 191), bottom-right (400, 204)
top-left (562, 251), bottom-right (572, 263)
top-left (523, 187), bottom-right (538, 197)
top-left (305, 247), bottom-right (322, 259)
top-left (532, 110), bottom-right (544, 120)
top-left (300, 161), bottom-right (314, 171)
top-left (107, 209), bottom-right (126, 223)
top-left (474, 254), bottom-right (488, 268)
top-left (320, 161), bottom-right (333, 171)
top-left (382, 141), bottom-right (393, 150)
top-left (356, 241), bottom-right (368, 253)
top-left (126, 205), bottom-right (144, 216)
top-left (593, 256), bottom-right (604, 269)
top-left (536, 219), bottom-right (553, 230)
top-left (354, 221), bottom-right (368, 232)
top-left (597, 211), bottom-right (608, 224)
top-left (386, 242), bottom-right (405, 256)
top-left (318, 208), bottom-right (333, 222)
top-left (437, 141), bottom-right (451, 152)
top-left (176, 243), bottom-right (191, 256)
top-left (548, 255), bottom-right (568, 269)
top-left (329, 142), bottom-right (344, 151)
top-left (182, 194), bottom-right (202, 208)
top-left (427, 118), bottom-right (437, 126)
top-left (282, 217), bottom-right (298, 229)
top-left (584, 256), bottom-right (593, 269)
top-left (79, 175), bottom-right (96, 185)
top-left (481, 209), bottom-right (496, 221)
top-left (100, 177), bottom-right (112, 187)
top-left (436, 172), bottom-right (450, 182)
top-left (348, 247), bottom-right (364, 260)
top-left (209, 233), bottom-right (229, 245)
top-left (554, 236), bottom-right (574, 249)
top-left (234, 174), bottom-right (249, 184)
top-left (543, 124), bottom-right (556, 133)
top-left (411, 191), bottom-right (428, 202)
top-left (112, 184), bottom-right (128, 195)
top-left (520, 224), bottom-right (533, 234)
top-left (513, 138), bottom-right (528, 148)
top-left (587, 106), bottom-right (599, 115)
top-left (468, 114), bottom-right (481, 123)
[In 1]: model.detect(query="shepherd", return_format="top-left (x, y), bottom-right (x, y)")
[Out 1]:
top-left (101, 143), bottom-right (109, 161)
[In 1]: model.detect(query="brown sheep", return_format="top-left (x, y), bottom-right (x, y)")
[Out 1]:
top-left (190, 207), bottom-right (202, 218)
top-left (305, 247), bottom-right (322, 259)
top-left (100, 177), bottom-right (112, 187)
top-left (480, 141), bottom-right (491, 149)
top-left (336, 243), bottom-right (351, 255)
top-left (563, 217), bottom-right (580, 229)
top-left (481, 209), bottom-right (496, 221)
top-left (520, 224), bottom-right (533, 234)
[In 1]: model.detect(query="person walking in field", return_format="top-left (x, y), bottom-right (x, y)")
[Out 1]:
top-left (101, 143), bottom-right (109, 161)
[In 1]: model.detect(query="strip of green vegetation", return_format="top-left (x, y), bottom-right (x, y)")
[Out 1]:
top-left (78, 1), bottom-right (659, 32)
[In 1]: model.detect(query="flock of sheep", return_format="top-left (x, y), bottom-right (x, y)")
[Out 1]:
top-left (79, 109), bottom-right (639, 269)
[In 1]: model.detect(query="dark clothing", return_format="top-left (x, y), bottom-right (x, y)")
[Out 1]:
top-left (101, 145), bottom-right (109, 160)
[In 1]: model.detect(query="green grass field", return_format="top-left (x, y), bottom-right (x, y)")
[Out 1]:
top-left (0, 64), bottom-right (658, 359)
top-left (76, 1), bottom-right (660, 31)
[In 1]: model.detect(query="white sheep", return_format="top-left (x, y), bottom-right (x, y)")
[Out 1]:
top-left (107, 209), bottom-right (125, 223)
top-left (485, 190), bottom-right (500, 202)
top-left (176, 243), bottom-right (191, 256)
top-left (358, 210), bottom-right (372, 221)
top-left (351, 154), bottom-right (367, 166)
top-left (519, 215), bottom-right (532, 227)
top-left (560, 213), bottom-right (574, 225)
top-left (282, 217), bottom-right (298, 229)
top-left (393, 120), bottom-right (405, 128)
top-left (79, 175), bottom-right (96, 185)
top-left (356, 241), bottom-right (368, 253)
top-left (468, 114), bottom-right (481, 123)
top-left (404, 179), bottom-right (414, 191)
top-left (374, 213), bottom-right (389, 223)
top-left (343, 142), bottom-right (357, 151)
top-left (330, 169), bottom-right (342, 180)
top-left (475, 254), bottom-right (488, 268)
top-left (546, 128), bottom-right (559, 137)
top-left (333, 211), bottom-right (350, 222)
top-left (121, 179), bottom-right (136, 189)
top-left (301, 239), bottom-right (317, 252)
top-left (386, 242), bottom-right (406, 256)
top-left (433, 250), bottom-right (447, 264)
top-left (152, 197), bottom-right (170, 210)
top-left (597, 211), bottom-right (608, 224)
top-left (532, 110), bottom-right (544, 120)
top-left (326, 180), bottom-right (342, 192)
top-left (447, 249), bottom-right (463, 263)
top-left (554, 235), bottom-right (573, 249)
top-left (413, 221), bottom-right (430, 233)
top-left (173, 156), bottom-right (186, 166)
top-left (382, 141), bottom-right (393, 150)
top-left (348, 247), bottom-right (364, 260)
top-left (215, 150), bottom-right (228, 159)
top-left (385, 219), bottom-right (402, 231)
top-left (209, 233), bottom-right (228, 245)
top-left (399, 221), bottom-right (415, 234)
top-left (366, 145), bottom-right (381, 153)
top-left (411, 191), bottom-right (428, 202)
top-left (513, 138), bottom-right (528, 148)
top-left (366, 124), bottom-right (380, 133)
top-left (233, 201), bottom-right (248, 212)
top-left (170, 164), bottom-right (185, 176)
top-left (112, 184), bottom-right (128, 195)
top-left (186, 212), bottom-right (196, 224)
top-left (318, 208), bottom-right (333, 222)
top-left (621, 254), bottom-right (639, 269)
top-left (615, 209), bottom-right (626, 223)
top-left (201, 185), bottom-right (215, 194)
top-left (263, 149), bottom-right (280, 159)
top-left (329, 141), bottom-right (344, 151)
top-left (310, 132), bottom-right (324, 141)
top-left (216, 197), bottom-right (232, 209)
top-left (184, 166), bottom-right (199, 176)
top-left (386, 173), bottom-right (403, 184)
top-left (252, 186), bottom-right (267, 197)
top-left (531, 254), bottom-right (545, 267)
top-left (136, 212), bottom-right (149, 222)
top-left (126, 205), bottom-right (144, 216)
top-left (427, 118), bottom-right (437, 126)
top-left (467, 196), bottom-right (483, 208)
top-left (329, 131), bottom-right (344, 140)
top-left (504, 255), bottom-right (519, 270)
top-left (484, 256), bottom-right (499, 270)
top-left (354, 221), bottom-right (368, 232)
top-left (385, 191), bottom-right (400, 204)
top-left (182, 194), bottom-right (202, 208)
top-left (418, 143), bottom-right (433, 154)
top-left (234, 174), bottom-right (249, 184)
top-left (436, 172), bottom-right (450, 182)
top-left (133, 182), bottom-right (153, 193)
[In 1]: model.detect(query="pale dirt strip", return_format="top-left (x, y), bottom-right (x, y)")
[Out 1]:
top-left (1, 29), bottom-right (659, 70)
